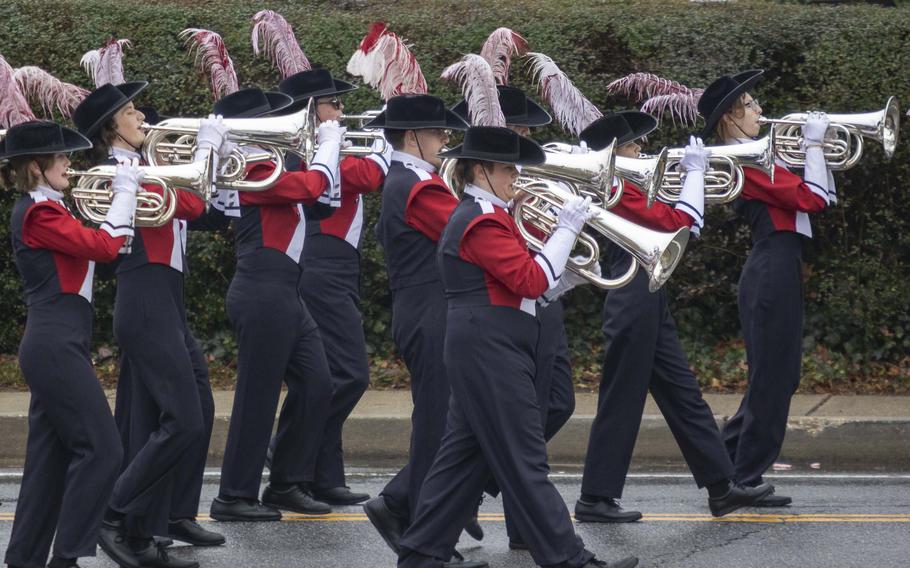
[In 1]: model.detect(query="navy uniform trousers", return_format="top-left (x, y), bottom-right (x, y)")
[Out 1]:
top-left (581, 253), bottom-right (733, 500)
top-left (115, 331), bottom-right (213, 524)
top-left (722, 232), bottom-right (804, 486)
top-left (109, 265), bottom-right (206, 537)
top-left (399, 306), bottom-right (591, 568)
top-left (5, 297), bottom-right (123, 568)
top-left (219, 251), bottom-right (333, 500)
top-left (503, 299), bottom-right (575, 543)
top-left (277, 235), bottom-right (371, 490)
top-left (380, 279), bottom-right (451, 521)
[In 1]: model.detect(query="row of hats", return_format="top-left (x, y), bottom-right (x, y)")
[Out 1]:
top-left (4, 68), bottom-right (764, 167)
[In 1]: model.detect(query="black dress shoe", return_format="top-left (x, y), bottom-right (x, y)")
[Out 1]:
top-left (464, 517), bottom-right (484, 541)
top-left (47, 558), bottom-right (80, 568)
top-left (98, 520), bottom-right (139, 568)
top-left (210, 496), bottom-right (281, 522)
top-left (363, 496), bottom-right (407, 553)
top-left (168, 518), bottom-right (226, 546)
top-left (585, 557), bottom-right (639, 568)
top-left (574, 497), bottom-right (643, 523)
top-left (508, 538), bottom-right (529, 550)
top-left (709, 482), bottom-right (774, 517)
top-left (312, 486), bottom-right (371, 506)
top-left (443, 553), bottom-right (488, 568)
top-left (131, 541), bottom-right (199, 568)
top-left (753, 486), bottom-right (793, 507)
top-left (262, 484), bottom-right (332, 514)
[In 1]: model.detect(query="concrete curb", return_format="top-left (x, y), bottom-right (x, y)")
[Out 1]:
top-left (2, 392), bottom-right (909, 469)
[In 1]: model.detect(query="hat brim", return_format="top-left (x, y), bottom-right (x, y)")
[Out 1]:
top-left (0, 126), bottom-right (92, 161)
top-left (365, 108), bottom-right (469, 131)
top-left (616, 111), bottom-right (658, 145)
top-left (282, 80), bottom-right (359, 114)
top-left (258, 91), bottom-right (296, 117)
top-left (437, 135), bottom-right (545, 166)
top-left (701, 70), bottom-right (764, 138)
top-left (451, 99), bottom-right (552, 128)
top-left (81, 81), bottom-right (149, 138)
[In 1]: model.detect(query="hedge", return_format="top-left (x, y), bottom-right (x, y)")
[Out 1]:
top-left (0, 0), bottom-right (908, 391)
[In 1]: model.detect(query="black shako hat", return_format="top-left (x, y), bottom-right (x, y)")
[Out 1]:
top-left (72, 81), bottom-right (148, 138)
top-left (451, 86), bottom-right (552, 127)
top-left (278, 68), bottom-right (358, 113)
top-left (213, 88), bottom-right (294, 119)
top-left (698, 69), bottom-right (764, 138)
top-left (136, 106), bottom-right (170, 126)
top-left (438, 126), bottom-right (545, 166)
top-left (0, 121), bottom-right (92, 162)
top-left (579, 111), bottom-right (658, 151)
top-left (364, 94), bottom-right (468, 130)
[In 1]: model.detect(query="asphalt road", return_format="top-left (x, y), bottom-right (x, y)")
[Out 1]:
top-left (2, 469), bottom-right (909, 568)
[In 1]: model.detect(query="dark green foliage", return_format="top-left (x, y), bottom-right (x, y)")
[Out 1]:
top-left (1, 0), bottom-right (908, 388)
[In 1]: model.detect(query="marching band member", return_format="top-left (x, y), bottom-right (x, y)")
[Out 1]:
top-left (452, 85), bottom-right (578, 549)
top-left (1, 121), bottom-right (137, 568)
top-left (361, 94), bottom-right (469, 550)
top-left (72, 82), bottom-right (228, 567)
top-left (398, 125), bottom-right (637, 568)
top-left (699, 70), bottom-right (836, 506)
top-left (573, 112), bottom-right (773, 523)
top-left (274, 68), bottom-right (392, 506)
top-left (210, 87), bottom-right (344, 521)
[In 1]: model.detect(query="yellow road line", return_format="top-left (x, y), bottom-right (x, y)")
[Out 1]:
top-left (3, 513), bottom-right (910, 524)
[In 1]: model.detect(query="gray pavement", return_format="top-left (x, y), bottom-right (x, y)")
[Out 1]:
top-left (2, 470), bottom-right (910, 567)
top-left (3, 391), bottom-right (910, 469)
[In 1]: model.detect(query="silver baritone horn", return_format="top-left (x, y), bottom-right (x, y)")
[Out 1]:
top-left (513, 178), bottom-right (689, 292)
top-left (651, 131), bottom-right (777, 207)
top-left (759, 96), bottom-right (900, 170)
top-left (68, 152), bottom-right (215, 228)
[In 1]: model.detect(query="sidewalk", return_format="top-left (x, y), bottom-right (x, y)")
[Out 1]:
top-left (1, 390), bottom-right (908, 469)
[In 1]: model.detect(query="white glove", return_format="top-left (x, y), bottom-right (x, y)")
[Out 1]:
top-left (111, 159), bottom-right (144, 196)
top-left (103, 159), bottom-right (141, 237)
top-left (679, 136), bottom-right (709, 173)
top-left (538, 255), bottom-right (596, 305)
top-left (317, 120), bottom-right (346, 146)
top-left (555, 195), bottom-right (593, 234)
top-left (570, 141), bottom-right (590, 154)
top-left (801, 111), bottom-right (830, 147)
top-left (218, 139), bottom-right (239, 161)
top-left (196, 114), bottom-right (230, 153)
top-left (675, 136), bottom-right (706, 232)
top-left (366, 133), bottom-right (393, 175)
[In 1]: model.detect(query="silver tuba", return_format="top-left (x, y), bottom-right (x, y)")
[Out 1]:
top-left (651, 131), bottom-right (777, 206)
top-left (68, 152), bottom-right (215, 228)
top-left (758, 97), bottom-right (900, 170)
top-left (513, 178), bottom-right (689, 292)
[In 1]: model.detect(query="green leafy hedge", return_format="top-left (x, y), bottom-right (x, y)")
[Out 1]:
top-left (1, 0), bottom-right (908, 390)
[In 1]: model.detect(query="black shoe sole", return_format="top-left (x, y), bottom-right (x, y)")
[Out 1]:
top-left (753, 495), bottom-right (793, 507)
top-left (574, 511), bottom-right (643, 523)
top-left (209, 510), bottom-right (281, 522)
top-left (312, 495), bottom-right (371, 506)
top-left (710, 485), bottom-right (775, 517)
top-left (508, 541), bottom-right (529, 550)
top-left (168, 534), bottom-right (227, 546)
top-left (261, 499), bottom-right (331, 516)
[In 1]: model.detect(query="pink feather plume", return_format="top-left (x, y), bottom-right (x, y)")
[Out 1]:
top-left (441, 54), bottom-right (504, 127)
top-left (526, 52), bottom-right (602, 136)
top-left (180, 28), bottom-right (239, 100)
top-left (14, 66), bottom-right (88, 118)
top-left (80, 38), bottom-right (132, 87)
top-left (479, 27), bottom-right (528, 86)
top-left (0, 54), bottom-right (36, 128)
top-left (346, 22), bottom-right (427, 100)
top-left (607, 72), bottom-right (703, 126)
top-left (251, 10), bottom-right (311, 79)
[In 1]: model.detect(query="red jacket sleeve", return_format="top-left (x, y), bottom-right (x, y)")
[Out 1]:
top-left (23, 202), bottom-right (126, 262)
top-left (405, 182), bottom-right (458, 242)
top-left (238, 162), bottom-right (328, 206)
top-left (340, 156), bottom-right (385, 195)
top-left (460, 215), bottom-right (550, 298)
top-left (612, 182), bottom-right (694, 232)
top-left (741, 166), bottom-right (827, 213)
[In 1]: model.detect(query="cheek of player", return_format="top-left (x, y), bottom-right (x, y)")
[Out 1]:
top-left (112, 103), bottom-right (147, 148)
top-left (508, 124), bottom-right (530, 137)
top-left (414, 128), bottom-right (450, 167)
top-left (478, 161), bottom-right (519, 202)
top-left (316, 96), bottom-right (344, 124)
top-left (30, 153), bottom-right (71, 191)
top-left (616, 141), bottom-right (641, 158)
